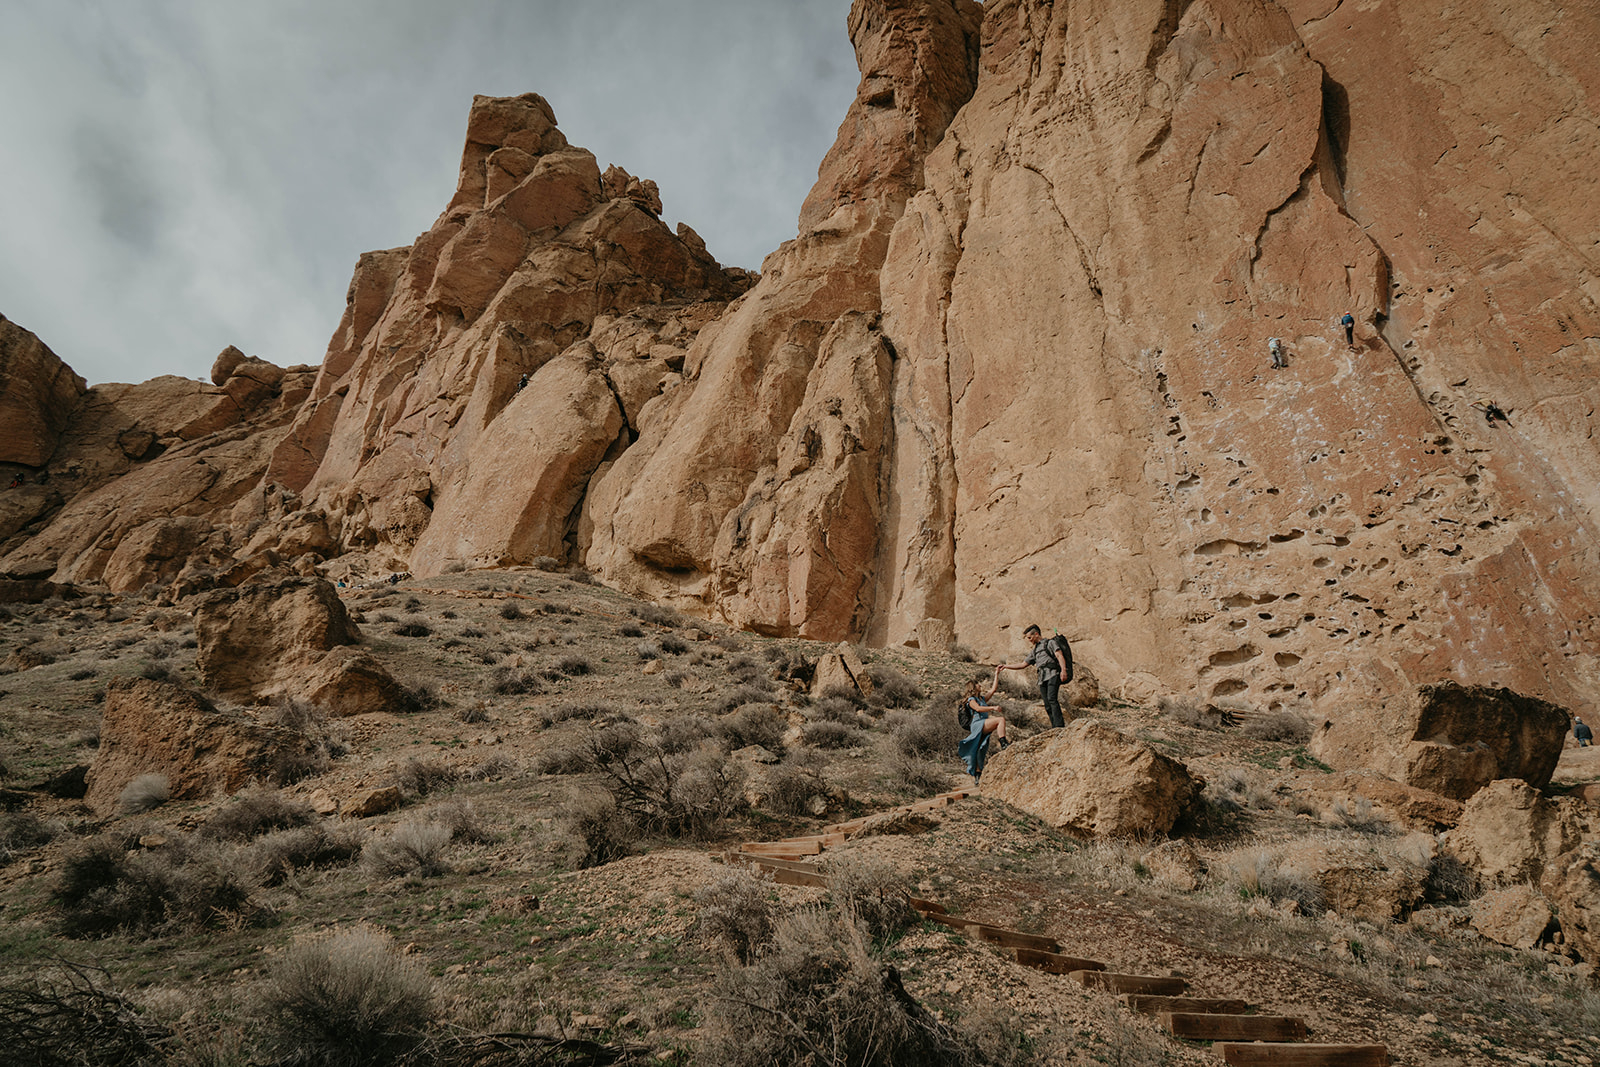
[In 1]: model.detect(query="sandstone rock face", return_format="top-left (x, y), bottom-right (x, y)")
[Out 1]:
top-left (981, 719), bottom-right (1203, 838)
top-left (2, 0), bottom-right (1599, 728)
top-left (1542, 842), bottom-right (1600, 969)
top-left (194, 576), bottom-right (408, 716)
top-left (84, 678), bottom-right (304, 815)
top-left (1470, 885), bottom-right (1556, 950)
top-left (1311, 683), bottom-right (1571, 800)
top-left (0, 314), bottom-right (86, 467)
top-left (1442, 779), bottom-right (1593, 887)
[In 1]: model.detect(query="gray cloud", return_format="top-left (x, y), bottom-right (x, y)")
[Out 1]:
top-left (0, 0), bottom-right (857, 384)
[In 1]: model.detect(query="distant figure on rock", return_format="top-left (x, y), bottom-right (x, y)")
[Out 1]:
top-left (958, 670), bottom-right (1009, 781)
top-left (517, 373), bottom-right (529, 392)
top-left (1340, 312), bottom-right (1356, 346)
top-left (1269, 337), bottom-right (1287, 369)
top-left (6, 475), bottom-right (20, 489)
top-left (998, 624), bottom-right (1073, 729)
top-left (1576, 716), bottom-right (1593, 747)
top-left (1484, 401), bottom-right (1509, 425)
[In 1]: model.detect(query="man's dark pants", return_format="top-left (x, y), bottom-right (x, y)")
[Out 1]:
top-left (1039, 675), bottom-right (1065, 729)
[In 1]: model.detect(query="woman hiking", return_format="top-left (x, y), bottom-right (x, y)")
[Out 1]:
top-left (958, 667), bottom-right (1010, 781)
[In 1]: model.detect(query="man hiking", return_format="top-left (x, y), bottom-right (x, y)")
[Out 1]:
top-left (998, 624), bottom-right (1072, 729)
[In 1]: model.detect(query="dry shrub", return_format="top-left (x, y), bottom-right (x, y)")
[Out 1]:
top-left (257, 924), bottom-right (435, 1067)
top-left (1329, 797), bottom-right (1386, 832)
top-left (200, 786), bottom-right (315, 841)
top-left (53, 835), bottom-right (262, 938)
top-left (498, 602), bottom-right (525, 621)
top-left (1157, 695), bottom-right (1224, 730)
top-left (808, 695), bottom-right (860, 724)
top-left (702, 909), bottom-right (971, 1067)
top-left (763, 753), bottom-right (830, 817)
top-left (532, 733), bottom-right (590, 776)
top-left (864, 666), bottom-right (924, 710)
top-left (117, 773), bottom-right (170, 815)
top-left (656, 714), bottom-right (720, 754)
top-left (361, 821), bottom-right (452, 878)
top-left (585, 725), bottom-right (744, 838)
top-left (0, 962), bottom-right (171, 1066)
top-left (455, 701), bottom-right (491, 725)
top-left (391, 618), bottom-right (431, 638)
top-left (396, 758), bottom-right (458, 798)
top-left (631, 602), bottom-right (684, 628)
top-left (889, 691), bottom-right (963, 759)
top-left (466, 753), bottom-right (517, 781)
top-left (721, 703), bottom-right (785, 752)
top-left (488, 666), bottom-right (542, 696)
top-left (251, 825), bottom-right (367, 886)
top-left (660, 633), bottom-right (690, 655)
top-left (531, 555), bottom-right (562, 572)
top-left (558, 791), bottom-right (637, 869)
top-left (539, 700), bottom-right (628, 727)
top-left (555, 654), bottom-right (592, 676)
top-left (715, 682), bottom-right (776, 713)
top-left (996, 670), bottom-right (1036, 700)
top-left (1222, 850), bottom-right (1324, 913)
top-left (887, 753), bottom-right (952, 798)
top-left (694, 867), bottom-right (774, 964)
top-left (1243, 710), bottom-right (1313, 743)
top-left (0, 811), bottom-right (55, 866)
top-left (825, 856), bottom-right (915, 939)
top-left (426, 799), bottom-right (491, 844)
top-left (801, 720), bottom-right (864, 750)
top-left (636, 641), bottom-right (662, 661)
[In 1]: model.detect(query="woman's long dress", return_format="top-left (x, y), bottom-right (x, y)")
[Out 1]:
top-left (958, 702), bottom-right (991, 779)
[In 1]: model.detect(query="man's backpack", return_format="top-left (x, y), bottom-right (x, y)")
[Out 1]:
top-left (957, 697), bottom-right (974, 732)
top-left (1047, 633), bottom-right (1074, 683)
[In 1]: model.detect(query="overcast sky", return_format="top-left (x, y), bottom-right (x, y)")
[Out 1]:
top-left (0, 1), bottom-right (859, 385)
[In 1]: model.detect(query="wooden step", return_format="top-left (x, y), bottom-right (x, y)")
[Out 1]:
top-left (1215, 1044), bottom-right (1388, 1067)
top-left (935, 790), bottom-right (972, 800)
top-left (771, 832), bottom-right (849, 848)
top-left (919, 911), bottom-right (1061, 952)
top-left (1163, 1013), bottom-right (1307, 1042)
top-left (1123, 995), bottom-right (1249, 1016)
top-left (906, 896), bottom-right (945, 914)
top-left (1070, 971), bottom-right (1187, 996)
top-left (739, 840), bottom-right (821, 857)
top-left (749, 864), bottom-right (828, 888)
top-left (728, 853), bottom-right (817, 875)
top-left (1014, 947), bottom-right (1106, 974)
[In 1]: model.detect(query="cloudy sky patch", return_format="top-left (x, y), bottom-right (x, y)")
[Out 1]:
top-left (0, 1), bottom-right (857, 384)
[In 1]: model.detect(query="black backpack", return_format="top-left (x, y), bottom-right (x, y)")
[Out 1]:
top-left (957, 696), bottom-right (974, 731)
top-left (1047, 634), bottom-right (1074, 683)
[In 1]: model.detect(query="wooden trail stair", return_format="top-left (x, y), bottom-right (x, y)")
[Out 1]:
top-left (715, 791), bottom-right (1389, 1065)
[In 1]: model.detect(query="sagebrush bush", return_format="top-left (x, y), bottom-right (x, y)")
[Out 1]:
top-left (498, 602), bottom-right (525, 621)
top-left (802, 720), bottom-right (864, 749)
top-left (763, 756), bottom-right (830, 817)
top-left (117, 773), bottom-right (170, 815)
top-left (257, 925), bottom-right (435, 1067)
top-left (1243, 710), bottom-right (1313, 743)
top-left (1223, 850), bottom-right (1324, 913)
top-left (0, 811), bottom-right (55, 866)
top-left (466, 753), bottom-right (517, 781)
top-left (809, 695), bottom-right (861, 724)
top-left (864, 666), bottom-right (924, 710)
top-left (618, 622), bottom-right (644, 638)
top-left (716, 682), bottom-right (775, 713)
top-left (361, 821), bottom-right (452, 878)
top-left (660, 633), bottom-right (690, 655)
top-left (826, 856), bottom-right (915, 940)
top-left (656, 715), bottom-right (720, 755)
top-left (702, 909), bottom-right (970, 1067)
top-left (251, 825), bottom-right (366, 886)
top-left (53, 836), bottom-right (262, 937)
top-left (488, 666), bottom-right (542, 696)
top-left (396, 758), bottom-right (459, 798)
top-left (559, 791), bottom-right (637, 869)
top-left (636, 640), bottom-right (662, 660)
top-left (887, 753), bottom-right (952, 797)
top-left (539, 700), bottom-right (628, 727)
top-left (585, 726), bottom-right (744, 838)
top-left (201, 787), bottom-right (315, 841)
top-left (721, 703), bottom-right (786, 753)
top-left (391, 618), bottom-right (431, 638)
top-left (1157, 696), bottom-right (1224, 730)
top-left (555, 654), bottom-right (592, 676)
top-left (889, 692), bottom-right (962, 759)
top-left (695, 868), bottom-right (774, 964)
top-left (631, 602), bottom-right (684, 628)
top-left (427, 799), bottom-right (491, 845)
top-left (455, 701), bottom-right (491, 725)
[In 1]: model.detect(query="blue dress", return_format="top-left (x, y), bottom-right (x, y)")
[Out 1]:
top-left (958, 698), bottom-right (991, 779)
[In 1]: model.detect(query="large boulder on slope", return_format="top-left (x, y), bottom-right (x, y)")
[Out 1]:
top-left (84, 678), bottom-right (307, 815)
top-left (1310, 682), bottom-right (1571, 800)
top-left (1441, 779), bottom-right (1592, 887)
top-left (980, 719), bottom-right (1203, 839)
top-left (1542, 841), bottom-right (1600, 971)
top-left (0, 314), bottom-right (86, 467)
top-left (194, 576), bottom-right (409, 716)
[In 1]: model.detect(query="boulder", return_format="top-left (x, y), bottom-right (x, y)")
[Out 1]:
top-left (1442, 779), bottom-right (1592, 886)
top-left (194, 575), bottom-right (407, 716)
top-left (102, 516), bottom-right (215, 593)
top-left (1064, 662), bottom-right (1100, 710)
top-left (1277, 837), bottom-right (1431, 923)
top-left (84, 678), bottom-right (308, 815)
top-left (812, 643), bottom-right (870, 698)
top-left (1311, 683), bottom-right (1571, 800)
top-left (1542, 841), bottom-right (1600, 969)
top-left (1313, 772), bottom-right (1465, 832)
top-left (980, 719), bottom-right (1203, 839)
top-left (1470, 885), bottom-right (1557, 950)
top-left (343, 785), bottom-right (402, 819)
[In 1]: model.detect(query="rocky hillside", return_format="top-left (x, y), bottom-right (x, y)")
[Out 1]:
top-left (1, 0), bottom-right (1598, 722)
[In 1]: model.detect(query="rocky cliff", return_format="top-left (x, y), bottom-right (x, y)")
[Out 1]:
top-left (2, 0), bottom-right (1597, 718)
